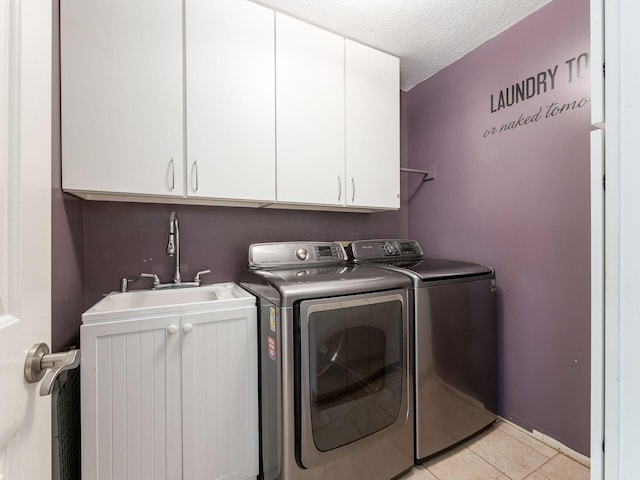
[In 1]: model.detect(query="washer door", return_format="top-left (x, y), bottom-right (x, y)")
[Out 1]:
top-left (296, 290), bottom-right (408, 468)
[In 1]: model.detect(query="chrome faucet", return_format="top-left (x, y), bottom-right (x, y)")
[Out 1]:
top-left (167, 211), bottom-right (182, 284)
top-left (139, 211), bottom-right (212, 290)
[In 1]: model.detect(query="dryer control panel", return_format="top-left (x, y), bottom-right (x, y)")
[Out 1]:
top-left (248, 242), bottom-right (347, 269)
top-left (348, 239), bottom-right (423, 263)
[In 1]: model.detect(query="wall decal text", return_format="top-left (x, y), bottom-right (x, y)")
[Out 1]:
top-left (489, 52), bottom-right (589, 113)
top-left (483, 51), bottom-right (589, 138)
top-left (483, 96), bottom-right (590, 138)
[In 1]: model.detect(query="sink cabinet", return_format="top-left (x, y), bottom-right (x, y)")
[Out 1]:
top-left (80, 292), bottom-right (258, 480)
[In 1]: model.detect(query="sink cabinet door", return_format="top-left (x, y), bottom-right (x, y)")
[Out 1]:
top-left (80, 314), bottom-right (183, 480)
top-left (181, 306), bottom-right (259, 480)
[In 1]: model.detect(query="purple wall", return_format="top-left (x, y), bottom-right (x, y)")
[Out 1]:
top-left (81, 200), bottom-right (408, 309)
top-left (52, 1), bottom-right (85, 352)
top-left (406, 0), bottom-right (590, 455)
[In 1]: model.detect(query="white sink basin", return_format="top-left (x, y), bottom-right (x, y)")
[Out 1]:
top-left (82, 282), bottom-right (255, 323)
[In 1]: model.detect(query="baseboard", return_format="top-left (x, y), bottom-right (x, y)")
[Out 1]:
top-left (498, 417), bottom-right (590, 468)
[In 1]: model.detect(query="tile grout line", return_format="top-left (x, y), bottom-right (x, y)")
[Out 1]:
top-left (419, 462), bottom-right (442, 480)
top-left (495, 421), bottom-right (558, 458)
top-left (459, 443), bottom-right (522, 480)
top-left (526, 467), bottom-right (553, 480)
top-left (530, 454), bottom-right (559, 479)
top-left (497, 417), bottom-right (590, 468)
top-left (463, 427), bottom-right (556, 480)
top-left (412, 422), bottom-right (589, 480)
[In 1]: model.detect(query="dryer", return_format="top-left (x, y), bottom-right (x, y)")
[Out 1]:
top-left (241, 242), bottom-right (414, 480)
top-left (348, 239), bottom-right (498, 462)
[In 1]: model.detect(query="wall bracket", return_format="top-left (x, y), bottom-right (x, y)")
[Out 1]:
top-left (400, 167), bottom-right (434, 182)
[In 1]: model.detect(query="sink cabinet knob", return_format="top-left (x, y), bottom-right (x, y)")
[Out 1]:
top-left (183, 323), bottom-right (193, 334)
top-left (167, 325), bottom-right (178, 335)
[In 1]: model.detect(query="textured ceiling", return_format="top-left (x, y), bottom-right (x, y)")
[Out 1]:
top-left (253, 0), bottom-right (552, 91)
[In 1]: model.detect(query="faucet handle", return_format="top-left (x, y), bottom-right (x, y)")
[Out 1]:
top-left (141, 273), bottom-right (161, 288)
top-left (120, 276), bottom-right (139, 293)
top-left (194, 269), bottom-right (212, 285)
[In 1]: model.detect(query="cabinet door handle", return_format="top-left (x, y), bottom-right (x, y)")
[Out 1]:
top-left (351, 177), bottom-right (355, 202)
top-left (168, 157), bottom-right (175, 191)
top-left (167, 325), bottom-right (178, 335)
top-left (183, 323), bottom-right (193, 334)
top-left (191, 160), bottom-right (199, 193)
top-left (337, 176), bottom-right (342, 201)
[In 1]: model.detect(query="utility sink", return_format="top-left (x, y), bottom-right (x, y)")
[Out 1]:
top-left (82, 282), bottom-right (255, 323)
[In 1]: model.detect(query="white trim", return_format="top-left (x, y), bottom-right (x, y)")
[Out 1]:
top-left (603, 0), bottom-right (621, 479)
top-left (616, 0), bottom-right (640, 477)
top-left (590, 0), bottom-right (604, 127)
top-left (2, 0), bottom-right (20, 318)
top-left (590, 129), bottom-right (604, 480)
top-left (0, 0), bottom-right (10, 315)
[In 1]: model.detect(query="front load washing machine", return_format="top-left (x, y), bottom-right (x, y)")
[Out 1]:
top-left (240, 242), bottom-right (414, 480)
top-left (348, 239), bottom-right (498, 462)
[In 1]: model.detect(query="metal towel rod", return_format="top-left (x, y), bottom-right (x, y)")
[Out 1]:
top-left (400, 168), bottom-right (434, 182)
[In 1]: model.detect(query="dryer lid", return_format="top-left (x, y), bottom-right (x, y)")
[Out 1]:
top-left (404, 258), bottom-right (493, 281)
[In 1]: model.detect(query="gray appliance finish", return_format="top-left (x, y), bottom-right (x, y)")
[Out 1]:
top-left (240, 242), bottom-right (414, 480)
top-left (348, 239), bottom-right (498, 462)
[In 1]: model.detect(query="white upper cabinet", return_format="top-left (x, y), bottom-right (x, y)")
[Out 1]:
top-left (185, 0), bottom-right (275, 202)
top-left (61, 0), bottom-right (184, 197)
top-left (60, 2), bottom-right (400, 211)
top-left (275, 13), bottom-right (346, 206)
top-left (345, 40), bottom-right (400, 209)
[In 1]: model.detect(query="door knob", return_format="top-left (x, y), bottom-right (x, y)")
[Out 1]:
top-left (24, 343), bottom-right (81, 396)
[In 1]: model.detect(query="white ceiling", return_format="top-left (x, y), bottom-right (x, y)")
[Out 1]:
top-left (253, 0), bottom-right (552, 91)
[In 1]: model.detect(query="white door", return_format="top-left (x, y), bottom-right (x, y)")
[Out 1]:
top-left (0, 0), bottom-right (52, 478)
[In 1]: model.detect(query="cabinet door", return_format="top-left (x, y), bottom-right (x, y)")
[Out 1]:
top-left (61, 0), bottom-right (184, 197)
top-left (276, 13), bottom-right (345, 206)
top-left (181, 307), bottom-right (259, 480)
top-left (185, 0), bottom-right (275, 202)
top-left (345, 40), bottom-right (400, 209)
top-left (80, 315), bottom-right (183, 480)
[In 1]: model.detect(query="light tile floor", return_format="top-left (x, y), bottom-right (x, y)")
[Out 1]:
top-left (399, 420), bottom-right (589, 480)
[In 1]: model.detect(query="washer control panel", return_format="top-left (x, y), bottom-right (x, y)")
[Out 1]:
top-left (249, 242), bottom-right (346, 268)
top-left (348, 239), bottom-right (423, 262)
